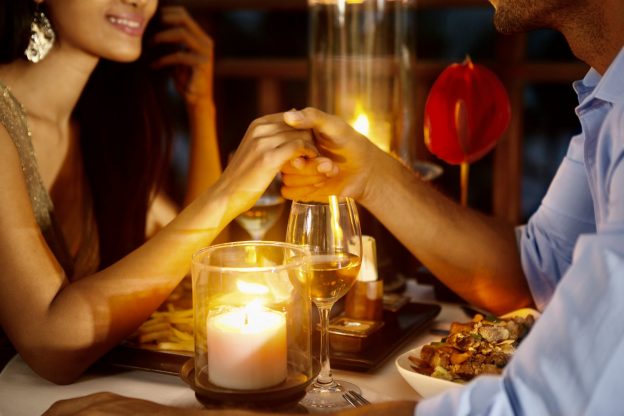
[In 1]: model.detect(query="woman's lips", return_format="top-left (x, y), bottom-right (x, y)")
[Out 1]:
top-left (106, 14), bottom-right (145, 37)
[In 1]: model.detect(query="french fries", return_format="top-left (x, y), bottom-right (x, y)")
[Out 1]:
top-left (131, 278), bottom-right (194, 353)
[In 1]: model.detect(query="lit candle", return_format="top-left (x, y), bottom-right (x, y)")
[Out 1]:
top-left (207, 301), bottom-right (287, 390)
top-left (351, 111), bottom-right (392, 153)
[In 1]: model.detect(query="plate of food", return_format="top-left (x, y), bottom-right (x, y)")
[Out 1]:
top-left (395, 308), bottom-right (539, 398)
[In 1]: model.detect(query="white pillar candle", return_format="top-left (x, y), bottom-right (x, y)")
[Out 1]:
top-left (207, 304), bottom-right (287, 390)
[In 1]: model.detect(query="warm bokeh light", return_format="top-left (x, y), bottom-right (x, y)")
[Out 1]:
top-left (353, 113), bottom-right (370, 137)
top-left (350, 110), bottom-right (392, 153)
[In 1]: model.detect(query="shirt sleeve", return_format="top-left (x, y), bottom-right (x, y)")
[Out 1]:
top-left (601, 105), bottom-right (624, 230)
top-left (519, 134), bottom-right (595, 310)
top-left (417, 233), bottom-right (624, 416)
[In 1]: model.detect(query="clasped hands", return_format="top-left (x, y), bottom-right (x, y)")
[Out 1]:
top-left (219, 107), bottom-right (385, 215)
top-left (280, 107), bottom-right (384, 204)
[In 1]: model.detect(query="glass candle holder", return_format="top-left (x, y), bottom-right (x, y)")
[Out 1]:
top-left (187, 241), bottom-right (314, 407)
top-left (309, 0), bottom-right (413, 159)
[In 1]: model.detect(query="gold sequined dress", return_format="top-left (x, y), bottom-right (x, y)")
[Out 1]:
top-left (0, 81), bottom-right (100, 348)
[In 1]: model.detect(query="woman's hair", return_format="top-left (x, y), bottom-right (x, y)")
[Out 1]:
top-left (76, 47), bottom-right (174, 267)
top-left (1, 1), bottom-right (175, 268)
top-left (0, 0), bottom-right (35, 62)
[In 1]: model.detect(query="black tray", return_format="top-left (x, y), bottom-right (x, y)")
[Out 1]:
top-left (101, 346), bottom-right (192, 376)
top-left (322, 302), bottom-right (440, 372)
top-left (102, 302), bottom-right (440, 376)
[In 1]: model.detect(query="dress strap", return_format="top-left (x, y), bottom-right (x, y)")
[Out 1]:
top-left (0, 81), bottom-right (75, 278)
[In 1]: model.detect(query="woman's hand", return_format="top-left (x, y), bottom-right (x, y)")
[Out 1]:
top-left (280, 108), bottom-right (388, 203)
top-left (215, 113), bottom-right (319, 216)
top-left (152, 6), bottom-right (214, 106)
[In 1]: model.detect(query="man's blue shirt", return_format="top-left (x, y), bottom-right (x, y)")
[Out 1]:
top-left (417, 47), bottom-right (624, 415)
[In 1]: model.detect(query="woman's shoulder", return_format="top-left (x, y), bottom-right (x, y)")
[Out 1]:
top-left (0, 80), bottom-right (29, 145)
top-left (0, 90), bottom-right (30, 207)
top-left (0, 80), bottom-right (33, 195)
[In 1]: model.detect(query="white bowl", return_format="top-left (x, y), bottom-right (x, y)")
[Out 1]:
top-left (499, 307), bottom-right (540, 320)
top-left (396, 308), bottom-right (541, 398)
top-left (395, 345), bottom-right (462, 399)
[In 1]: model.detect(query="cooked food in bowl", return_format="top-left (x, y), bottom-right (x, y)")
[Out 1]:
top-left (409, 313), bottom-right (536, 383)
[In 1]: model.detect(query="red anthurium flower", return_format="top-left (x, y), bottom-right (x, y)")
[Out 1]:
top-left (424, 57), bottom-right (511, 165)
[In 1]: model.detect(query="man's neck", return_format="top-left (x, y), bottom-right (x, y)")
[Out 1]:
top-left (559, 0), bottom-right (624, 74)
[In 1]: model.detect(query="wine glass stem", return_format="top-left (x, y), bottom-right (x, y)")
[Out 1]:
top-left (316, 304), bottom-right (335, 386)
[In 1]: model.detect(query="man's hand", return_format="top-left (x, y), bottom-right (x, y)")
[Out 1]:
top-left (281, 108), bottom-right (390, 204)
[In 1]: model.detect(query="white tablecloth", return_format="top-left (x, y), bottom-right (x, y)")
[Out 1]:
top-left (0, 282), bottom-right (463, 415)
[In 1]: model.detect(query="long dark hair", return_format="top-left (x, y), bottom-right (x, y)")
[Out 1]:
top-left (0, 0), bottom-right (33, 62)
top-left (1, 1), bottom-right (175, 268)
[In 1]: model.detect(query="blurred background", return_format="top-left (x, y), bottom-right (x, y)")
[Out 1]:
top-left (162, 0), bottom-right (586, 291)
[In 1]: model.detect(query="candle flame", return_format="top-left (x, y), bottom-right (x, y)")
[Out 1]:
top-left (246, 299), bottom-right (265, 312)
top-left (236, 280), bottom-right (269, 295)
top-left (352, 112), bottom-right (370, 137)
top-left (243, 299), bottom-right (267, 326)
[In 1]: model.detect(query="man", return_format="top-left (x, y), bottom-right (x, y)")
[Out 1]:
top-left (45, 0), bottom-right (623, 414)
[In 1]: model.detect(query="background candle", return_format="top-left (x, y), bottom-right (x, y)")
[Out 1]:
top-left (207, 305), bottom-right (287, 390)
top-left (351, 111), bottom-right (392, 153)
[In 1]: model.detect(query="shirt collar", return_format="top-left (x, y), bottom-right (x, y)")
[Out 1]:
top-left (575, 46), bottom-right (624, 106)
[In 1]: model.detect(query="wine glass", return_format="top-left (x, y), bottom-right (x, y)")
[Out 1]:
top-left (235, 175), bottom-right (286, 240)
top-left (286, 196), bottom-right (362, 409)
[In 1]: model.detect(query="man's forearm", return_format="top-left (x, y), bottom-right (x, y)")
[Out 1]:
top-left (361, 157), bottom-right (532, 314)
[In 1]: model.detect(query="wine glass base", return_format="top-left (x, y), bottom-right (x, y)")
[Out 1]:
top-left (299, 379), bottom-right (361, 410)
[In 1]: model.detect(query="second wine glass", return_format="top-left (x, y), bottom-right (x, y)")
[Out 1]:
top-left (235, 175), bottom-right (286, 240)
top-left (286, 196), bottom-right (362, 409)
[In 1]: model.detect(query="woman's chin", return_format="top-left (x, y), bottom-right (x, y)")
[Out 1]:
top-left (103, 47), bottom-right (143, 63)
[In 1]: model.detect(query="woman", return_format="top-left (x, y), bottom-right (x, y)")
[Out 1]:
top-left (0, 0), bottom-right (317, 384)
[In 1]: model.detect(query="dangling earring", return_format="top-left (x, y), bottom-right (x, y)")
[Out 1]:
top-left (24, 4), bottom-right (55, 63)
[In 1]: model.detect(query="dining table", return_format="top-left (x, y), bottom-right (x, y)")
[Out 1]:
top-left (0, 279), bottom-right (467, 416)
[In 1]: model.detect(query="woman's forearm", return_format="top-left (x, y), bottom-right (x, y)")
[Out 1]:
top-left (184, 99), bottom-right (222, 206)
top-left (35, 183), bottom-right (235, 383)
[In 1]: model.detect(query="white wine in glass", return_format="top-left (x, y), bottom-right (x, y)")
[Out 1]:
top-left (286, 196), bottom-right (362, 409)
top-left (308, 252), bottom-right (361, 306)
